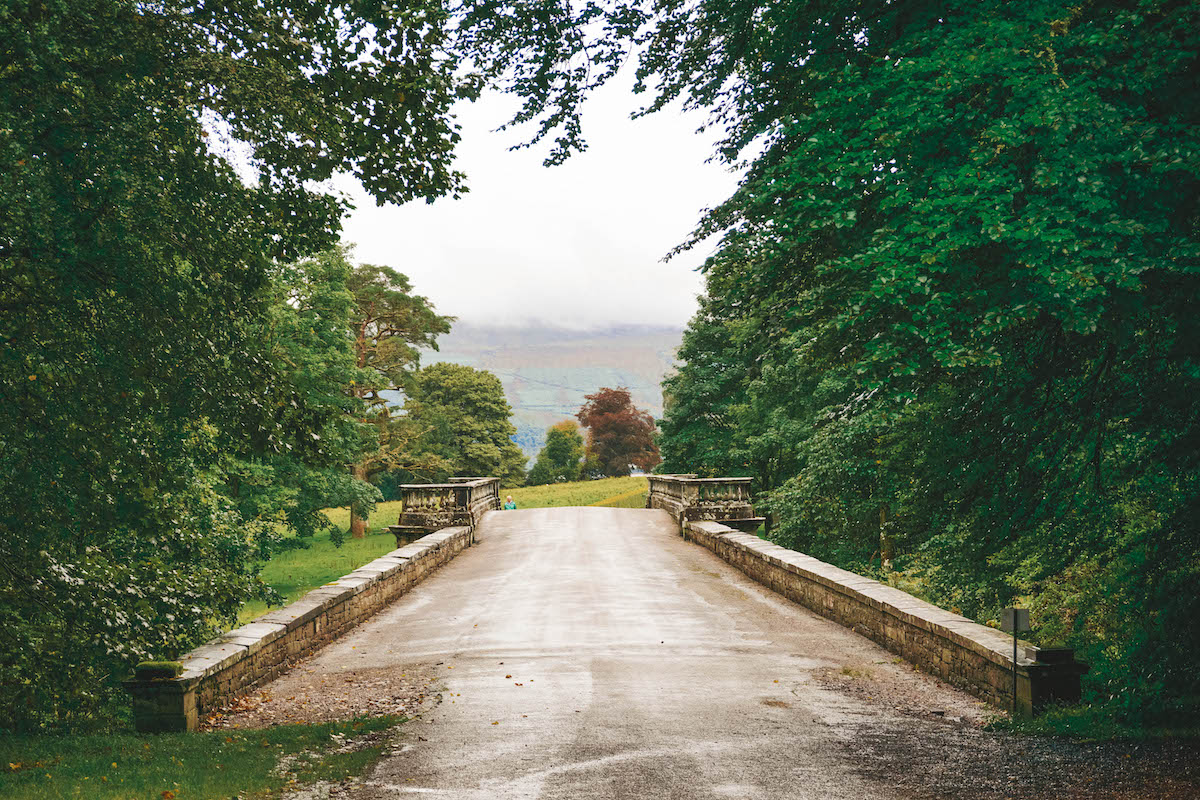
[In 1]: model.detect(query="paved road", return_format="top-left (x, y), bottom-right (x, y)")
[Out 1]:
top-left (289, 507), bottom-right (990, 799)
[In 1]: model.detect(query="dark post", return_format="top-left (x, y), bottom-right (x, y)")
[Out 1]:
top-left (1001, 607), bottom-right (1030, 716)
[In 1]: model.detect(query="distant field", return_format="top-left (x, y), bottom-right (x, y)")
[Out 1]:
top-left (590, 483), bottom-right (651, 508)
top-left (241, 477), bottom-right (649, 624)
top-left (507, 475), bottom-right (647, 509)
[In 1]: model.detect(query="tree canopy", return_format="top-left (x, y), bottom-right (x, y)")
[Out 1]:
top-left (527, 421), bottom-right (586, 485)
top-left (0, 0), bottom-right (475, 731)
top-left (408, 362), bottom-right (528, 485)
top-left (651, 2), bottom-right (1200, 723)
top-left (577, 387), bottom-right (661, 477)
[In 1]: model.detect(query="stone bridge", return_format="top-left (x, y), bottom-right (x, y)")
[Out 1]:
top-left (126, 476), bottom-right (1094, 798)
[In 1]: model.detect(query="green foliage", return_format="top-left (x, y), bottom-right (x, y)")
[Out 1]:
top-left (990, 702), bottom-right (1200, 741)
top-left (577, 387), bottom-right (661, 477)
top-left (0, 0), bottom-right (475, 731)
top-left (641, 1), bottom-right (1200, 725)
top-left (224, 247), bottom-right (383, 542)
top-left (344, 256), bottom-right (452, 534)
top-left (132, 662), bottom-right (182, 680)
top-left (0, 715), bottom-right (400, 799)
top-left (409, 362), bottom-right (528, 484)
top-left (527, 421), bottom-right (586, 485)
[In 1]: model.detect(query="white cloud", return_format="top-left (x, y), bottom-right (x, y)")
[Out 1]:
top-left (336, 72), bottom-right (740, 330)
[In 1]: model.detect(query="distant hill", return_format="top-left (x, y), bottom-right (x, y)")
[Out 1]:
top-left (421, 323), bottom-right (683, 460)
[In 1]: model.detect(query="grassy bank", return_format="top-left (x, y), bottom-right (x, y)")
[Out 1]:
top-left (0, 716), bottom-right (401, 800)
top-left (238, 526), bottom-right (399, 624)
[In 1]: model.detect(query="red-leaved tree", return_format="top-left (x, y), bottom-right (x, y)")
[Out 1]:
top-left (576, 387), bottom-right (661, 477)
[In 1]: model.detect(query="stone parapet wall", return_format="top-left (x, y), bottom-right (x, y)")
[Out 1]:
top-left (683, 520), bottom-right (1086, 716)
top-left (647, 475), bottom-right (755, 525)
top-left (126, 524), bottom-right (477, 732)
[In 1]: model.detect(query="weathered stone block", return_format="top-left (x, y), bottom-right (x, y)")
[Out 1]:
top-left (124, 677), bottom-right (199, 732)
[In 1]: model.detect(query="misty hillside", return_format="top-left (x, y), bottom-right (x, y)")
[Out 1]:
top-left (422, 323), bottom-right (683, 459)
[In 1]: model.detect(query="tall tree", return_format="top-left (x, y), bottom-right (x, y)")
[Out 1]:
top-left (409, 363), bottom-right (528, 485)
top-left (347, 259), bottom-right (452, 537)
top-left (639, 1), bottom-right (1200, 721)
top-left (577, 388), bottom-right (661, 477)
top-left (527, 421), bottom-right (586, 485)
top-left (224, 248), bottom-right (381, 544)
top-left (0, 0), bottom-right (476, 731)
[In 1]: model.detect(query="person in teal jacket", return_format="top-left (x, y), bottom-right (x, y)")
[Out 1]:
top-left (503, 495), bottom-right (517, 510)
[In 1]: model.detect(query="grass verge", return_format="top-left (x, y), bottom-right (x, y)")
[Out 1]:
top-left (987, 704), bottom-right (1200, 741)
top-left (0, 715), bottom-right (401, 800)
top-left (590, 485), bottom-right (649, 508)
top-left (239, 527), bottom-right (398, 624)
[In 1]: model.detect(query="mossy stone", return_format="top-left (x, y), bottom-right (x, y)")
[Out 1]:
top-left (135, 660), bottom-right (184, 680)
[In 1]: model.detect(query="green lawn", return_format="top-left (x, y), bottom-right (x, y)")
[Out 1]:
top-left (0, 716), bottom-right (400, 800)
top-left (589, 482), bottom-right (651, 508)
top-left (507, 475), bottom-right (648, 509)
top-left (243, 477), bottom-right (649, 623)
top-left (238, 526), bottom-right (400, 624)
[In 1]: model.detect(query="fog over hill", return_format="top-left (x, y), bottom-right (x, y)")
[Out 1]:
top-left (421, 323), bottom-right (683, 460)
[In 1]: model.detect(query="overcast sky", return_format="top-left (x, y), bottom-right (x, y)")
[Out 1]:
top-left (335, 74), bottom-right (741, 330)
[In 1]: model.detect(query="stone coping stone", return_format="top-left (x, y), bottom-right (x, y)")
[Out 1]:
top-left (303, 585), bottom-right (356, 603)
top-left (344, 566), bottom-right (389, 584)
top-left (328, 575), bottom-right (374, 595)
top-left (691, 520), bottom-right (1038, 669)
top-left (389, 527), bottom-right (469, 560)
top-left (349, 560), bottom-right (396, 576)
top-left (179, 642), bottom-right (249, 681)
top-left (256, 592), bottom-right (340, 627)
top-left (216, 621), bottom-right (288, 655)
top-left (392, 540), bottom-right (440, 560)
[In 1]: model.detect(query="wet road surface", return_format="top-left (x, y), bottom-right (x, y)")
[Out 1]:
top-left (286, 507), bottom-right (1003, 799)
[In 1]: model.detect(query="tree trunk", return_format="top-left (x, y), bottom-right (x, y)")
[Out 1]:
top-left (350, 462), bottom-right (369, 539)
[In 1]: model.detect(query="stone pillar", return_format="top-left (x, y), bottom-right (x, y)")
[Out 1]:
top-left (123, 665), bottom-right (198, 732)
top-left (1017, 647), bottom-right (1089, 716)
